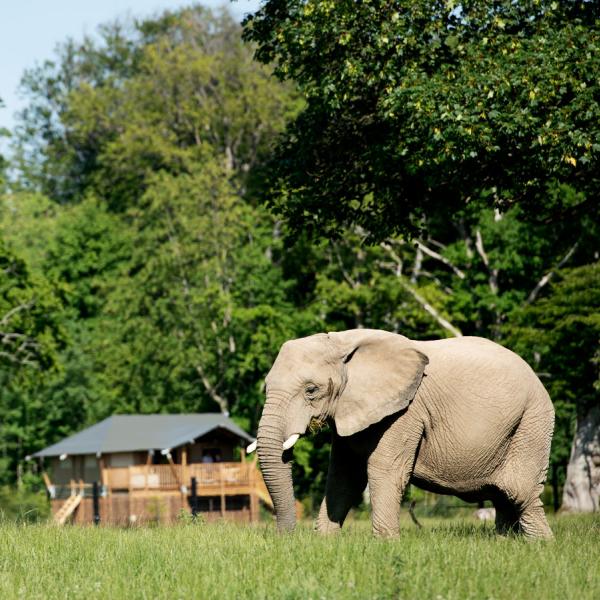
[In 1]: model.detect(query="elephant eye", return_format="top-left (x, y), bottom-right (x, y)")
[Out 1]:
top-left (305, 384), bottom-right (319, 397)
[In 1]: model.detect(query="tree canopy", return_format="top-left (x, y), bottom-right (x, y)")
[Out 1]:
top-left (243, 0), bottom-right (599, 239)
top-left (17, 6), bottom-right (298, 210)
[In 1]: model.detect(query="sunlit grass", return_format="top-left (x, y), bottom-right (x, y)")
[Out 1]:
top-left (0, 514), bottom-right (598, 599)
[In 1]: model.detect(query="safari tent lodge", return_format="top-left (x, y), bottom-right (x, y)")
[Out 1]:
top-left (33, 414), bottom-right (272, 525)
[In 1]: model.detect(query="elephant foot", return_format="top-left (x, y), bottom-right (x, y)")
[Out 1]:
top-left (315, 518), bottom-right (342, 535)
top-left (372, 524), bottom-right (400, 538)
top-left (519, 504), bottom-right (554, 540)
top-left (371, 513), bottom-right (400, 538)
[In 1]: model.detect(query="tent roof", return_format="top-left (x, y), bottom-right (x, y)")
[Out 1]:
top-left (33, 414), bottom-right (254, 458)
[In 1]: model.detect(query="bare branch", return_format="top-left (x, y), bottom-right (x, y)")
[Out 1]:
top-left (410, 245), bottom-right (423, 284)
top-left (474, 229), bottom-right (489, 267)
top-left (426, 238), bottom-right (447, 251)
top-left (380, 242), bottom-right (403, 277)
top-left (379, 244), bottom-right (463, 337)
top-left (419, 270), bottom-right (454, 295)
top-left (0, 300), bottom-right (40, 367)
top-left (195, 364), bottom-right (229, 414)
top-left (475, 229), bottom-right (499, 295)
top-left (398, 281), bottom-right (463, 338)
top-left (415, 240), bottom-right (465, 280)
top-left (0, 338), bottom-right (39, 366)
top-left (334, 244), bottom-right (360, 289)
top-left (0, 301), bottom-right (35, 327)
top-left (525, 241), bottom-right (579, 305)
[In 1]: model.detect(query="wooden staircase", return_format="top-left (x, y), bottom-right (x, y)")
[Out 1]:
top-left (53, 493), bottom-right (82, 525)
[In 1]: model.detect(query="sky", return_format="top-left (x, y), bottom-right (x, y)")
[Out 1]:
top-left (0, 0), bottom-right (260, 150)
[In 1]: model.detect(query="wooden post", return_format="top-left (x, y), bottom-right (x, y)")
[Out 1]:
top-left (98, 456), bottom-right (109, 522)
top-left (99, 456), bottom-right (108, 491)
top-left (165, 452), bottom-right (182, 487)
top-left (191, 477), bottom-right (198, 517)
top-left (145, 451), bottom-right (151, 492)
top-left (128, 465), bottom-right (133, 521)
top-left (180, 446), bottom-right (188, 505)
top-left (219, 463), bottom-right (225, 518)
top-left (42, 472), bottom-right (53, 496)
top-left (93, 481), bottom-right (101, 526)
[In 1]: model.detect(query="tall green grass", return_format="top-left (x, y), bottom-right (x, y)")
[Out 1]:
top-left (0, 515), bottom-right (598, 599)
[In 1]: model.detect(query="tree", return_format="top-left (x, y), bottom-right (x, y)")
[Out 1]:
top-left (11, 6), bottom-right (307, 441)
top-left (0, 236), bottom-right (64, 484)
top-left (0, 241), bottom-right (58, 369)
top-left (104, 166), bottom-right (317, 429)
top-left (0, 191), bottom-right (135, 438)
top-left (243, 0), bottom-right (600, 511)
top-left (244, 1), bottom-right (599, 239)
top-left (17, 6), bottom-right (299, 211)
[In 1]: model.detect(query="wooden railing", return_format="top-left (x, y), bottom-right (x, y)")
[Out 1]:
top-left (102, 462), bottom-right (263, 493)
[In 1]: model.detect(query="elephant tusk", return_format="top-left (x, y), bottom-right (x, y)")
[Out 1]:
top-left (282, 434), bottom-right (300, 451)
top-left (246, 440), bottom-right (257, 454)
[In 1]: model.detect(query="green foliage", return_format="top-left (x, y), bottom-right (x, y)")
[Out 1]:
top-left (0, 234), bottom-right (65, 484)
top-left (101, 165), bottom-right (317, 422)
top-left (0, 193), bottom-right (59, 268)
top-left (2, 6), bottom-right (309, 478)
top-left (0, 487), bottom-right (50, 523)
top-left (17, 6), bottom-right (300, 210)
top-left (0, 103), bottom-right (8, 193)
top-left (244, 1), bottom-right (600, 239)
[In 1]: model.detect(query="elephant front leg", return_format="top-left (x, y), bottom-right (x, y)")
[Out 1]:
top-left (367, 464), bottom-right (410, 537)
top-left (367, 434), bottom-right (421, 536)
top-left (316, 436), bottom-right (367, 534)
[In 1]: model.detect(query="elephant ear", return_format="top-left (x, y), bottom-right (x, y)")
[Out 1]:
top-left (334, 333), bottom-right (428, 437)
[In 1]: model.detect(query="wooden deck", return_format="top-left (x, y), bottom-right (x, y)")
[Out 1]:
top-left (50, 461), bottom-right (273, 525)
top-left (103, 461), bottom-right (269, 497)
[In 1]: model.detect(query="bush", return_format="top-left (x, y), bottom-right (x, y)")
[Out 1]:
top-left (0, 486), bottom-right (50, 523)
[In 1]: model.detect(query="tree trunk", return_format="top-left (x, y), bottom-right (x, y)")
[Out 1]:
top-left (561, 405), bottom-right (600, 512)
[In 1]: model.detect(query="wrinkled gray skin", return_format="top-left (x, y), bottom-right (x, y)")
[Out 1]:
top-left (257, 329), bottom-right (554, 538)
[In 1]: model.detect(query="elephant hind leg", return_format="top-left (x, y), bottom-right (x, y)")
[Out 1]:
top-left (492, 493), bottom-right (552, 539)
top-left (494, 401), bottom-right (554, 539)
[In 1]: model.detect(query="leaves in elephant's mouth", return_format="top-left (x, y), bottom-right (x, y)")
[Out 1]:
top-left (309, 416), bottom-right (327, 434)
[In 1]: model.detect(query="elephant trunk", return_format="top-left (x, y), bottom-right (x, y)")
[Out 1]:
top-left (257, 398), bottom-right (296, 531)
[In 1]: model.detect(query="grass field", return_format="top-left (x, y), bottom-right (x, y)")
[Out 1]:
top-left (0, 514), bottom-right (598, 599)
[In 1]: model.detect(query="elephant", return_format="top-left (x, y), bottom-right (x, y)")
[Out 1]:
top-left (251, 329), bottom-right (554, 539)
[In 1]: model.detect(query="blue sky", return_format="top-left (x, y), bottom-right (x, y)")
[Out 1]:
top-left (0, 1), bottom-right (260, 148)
